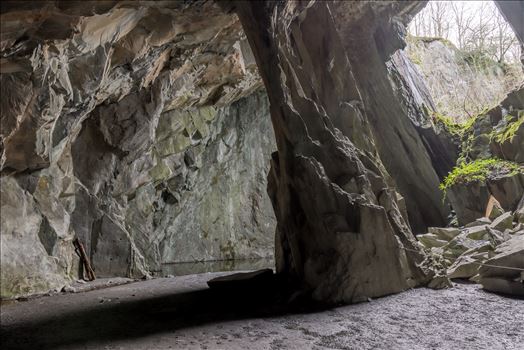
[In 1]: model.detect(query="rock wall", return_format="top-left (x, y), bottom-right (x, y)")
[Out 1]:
top-left (0, 1), bottom-right (275, 298)
top-left (2, 0), bottom-right (468, 301)
top-left (387, 49), bottom-right (459, 180)
top-left (332, 3), bottom-right (450, 233)
top-left (445, 86), bottom-right (524, 225)
top-left (235, 1), bottom-right (445, 303)
top-left (405, 37), bottom-right (523, 121)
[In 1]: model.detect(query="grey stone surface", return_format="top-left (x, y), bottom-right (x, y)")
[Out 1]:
top-left (0, 177), bottom-right (69, 298)
top-left (465, 217), bottom-right (491, 228)
top-left (236, 1), bottom-right (445, 303)
top-left (428, 227), bottom-right (461, 241)
top-left (479, 234), bottom-right (524, 293)
top-left (1, 273), bottom-right (523, 350)
top-left (490, 212), bottom-right (515, 231)
top-left (3, 0), bottom-right (506, 302)
top-left (417, 234), bottom-right (448, 248)
top-left (0, 1), bottom-right (275, 297)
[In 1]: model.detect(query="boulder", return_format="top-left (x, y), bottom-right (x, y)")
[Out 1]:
top-left (448, 173), bottom-right (524, 226)
top-left (490, 212), bottom-right (514, 232)
top-left (427, 275), bottom-right (453, 289)
top-left (486, 227), bottom-right (511, 244)
top-left (428, 227), bottom-right (461, 241)
top-left (510, 224), bottom-right (523, 234)
top-left (447, 254), bottom-right (484, 279)
top-left (461, 242), bottom-right (496, 257)
top-left (441, 233), bottom-right (491, 261)
top-left (447, 239), bottom-right (495, 279)
top-left (479, 235), bottom-right (524, 296)
top-left (479, 277), bottom-right (524, 296)
top-left (511, 228), bottom-right (524, 236)
top-left (463, 226), bottom-right (489, 240)
top-left (515, 195), bottom-right (524, 224)
top-left (485, 195), bottom-right (504, 221)
top-left (447, 241), bottom-right (494, 279)
top-left (465, 217), bottom-right (491, 228)
top-left (418, 233), bottom-right (449, 248)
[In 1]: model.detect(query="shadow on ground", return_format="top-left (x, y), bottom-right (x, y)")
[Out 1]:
top-left (1, 275), bottom-right (324, 350)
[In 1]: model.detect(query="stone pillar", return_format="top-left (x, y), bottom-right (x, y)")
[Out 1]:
top-left (235, 1), bottom-right (437, 303)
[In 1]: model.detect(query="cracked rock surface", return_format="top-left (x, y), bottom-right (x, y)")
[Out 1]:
top-left (235, 1), bottom-right (445, 303)
top-left (1, 1), bottom-right (275, 298)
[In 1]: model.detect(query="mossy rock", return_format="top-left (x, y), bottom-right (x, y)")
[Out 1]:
top-left (445, 169), bottom-right (524, 226)
top-left (440, 158), bottom-right (523, 192)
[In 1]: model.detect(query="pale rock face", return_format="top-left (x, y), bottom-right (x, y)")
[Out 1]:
top-left (405, 38), bottom-right (523, 121)
top-left (1, 177), bottom-right (68, 298)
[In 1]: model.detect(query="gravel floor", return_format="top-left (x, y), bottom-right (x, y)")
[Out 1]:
top-left (1, 272), bottom-right (522, 350)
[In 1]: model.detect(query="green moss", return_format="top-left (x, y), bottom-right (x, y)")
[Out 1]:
top-left (432, 112), bottom-right (476, 138)
top-left (407, 35), bottom-right (456, 49)
top-left (409, 53), bottom-right (422, 65)
top-left (492, 114), bottom-right (523, 144)
top-left (460, 50), bottom-right (502, 72)
top-left (440, 158), bottom-right (523, 192)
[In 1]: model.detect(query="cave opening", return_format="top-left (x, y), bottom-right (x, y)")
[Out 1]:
top-left (393, 0), bottom-right (523, 227)
top-left (1, 1), bottom-right (523, 349)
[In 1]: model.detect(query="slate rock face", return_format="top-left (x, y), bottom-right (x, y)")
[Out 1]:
top-left (1, 177), bottom-right (69, 298)
top-left (387, 49), bottom-right (459, 181)
top-left (235, 1), bottom-right (442, 303)
top-left (336, 4), bottom-right (450, 234)
top-left (0, 1), bottom-right (275, 297)
top-left (0, 0), bottom-right (469, 300)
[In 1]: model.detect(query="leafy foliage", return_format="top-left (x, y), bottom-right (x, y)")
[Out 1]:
top-left (440, 158), bottom-right (523, 192)
top-left (432, 112), bottom-right (477, 138)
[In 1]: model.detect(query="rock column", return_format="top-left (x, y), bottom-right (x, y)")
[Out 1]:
top-left (235, 1), bottom-right (436, 302)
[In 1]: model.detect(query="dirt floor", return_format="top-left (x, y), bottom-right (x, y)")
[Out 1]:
top-left (1, 272), bottom-right (523, 350)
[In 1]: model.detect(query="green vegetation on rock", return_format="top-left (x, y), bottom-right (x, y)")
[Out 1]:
top-left (492, 114), bottom-right (524, 144)
top-left (432, 112), bottom-right (477, 138)
top-left (440, 158), bottom-right (523, 192)
top-left (407, 35), bottom-right (456, 49)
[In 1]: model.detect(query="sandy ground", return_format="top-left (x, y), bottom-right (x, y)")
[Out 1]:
top-left (1, 272), bottom-right (523, 350)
